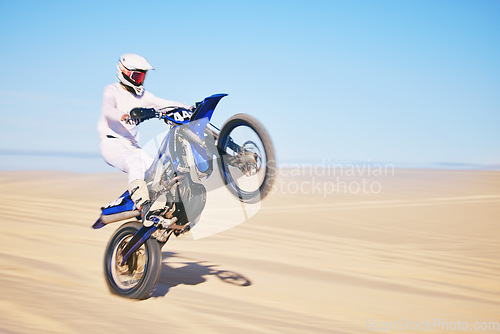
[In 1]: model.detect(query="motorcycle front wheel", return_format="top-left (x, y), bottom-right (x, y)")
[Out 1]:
top-left (103, 221), bottom-right (161, 300)
top-left (217, 113), bottom-right (276, 203)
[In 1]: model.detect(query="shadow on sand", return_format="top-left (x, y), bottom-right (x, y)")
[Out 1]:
top-left (151, 251), bottom-right (251, 298)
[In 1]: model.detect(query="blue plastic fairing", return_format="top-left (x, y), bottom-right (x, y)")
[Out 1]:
top-left (101, 191), bottom-right (136, 215)
top-left (191, 94), bottom-right (228, 121)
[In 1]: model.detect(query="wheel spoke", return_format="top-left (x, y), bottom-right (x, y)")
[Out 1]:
top-left (110, 235), bottom-right (147, 290)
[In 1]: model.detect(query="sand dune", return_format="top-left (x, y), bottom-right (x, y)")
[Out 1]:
top-left (0, 169), bottom-right (499, 333)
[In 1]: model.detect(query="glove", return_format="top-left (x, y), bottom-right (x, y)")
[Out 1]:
top-left (121, 114), bottom-right (139, 125)
top-left (122, 108), bottom-right (157, 125)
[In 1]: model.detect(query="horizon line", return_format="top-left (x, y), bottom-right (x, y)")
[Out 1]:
top-left (1, 149), bottom-right (499, 171)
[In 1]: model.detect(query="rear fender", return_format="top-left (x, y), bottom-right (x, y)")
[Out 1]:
top-left (92, 191), bottom-right (140, 229)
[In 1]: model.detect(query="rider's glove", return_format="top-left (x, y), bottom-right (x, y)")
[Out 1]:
top-left (121, 114), bottom-right (138, 125)
top-left (122, 108), bottom-right (157, 125)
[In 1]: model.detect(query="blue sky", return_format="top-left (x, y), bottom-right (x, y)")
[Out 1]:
top-left (1, 0), bottom-right (499, 171)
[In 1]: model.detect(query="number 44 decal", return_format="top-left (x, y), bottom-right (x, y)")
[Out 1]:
top-left (169, 109), bottom-right (192, 122)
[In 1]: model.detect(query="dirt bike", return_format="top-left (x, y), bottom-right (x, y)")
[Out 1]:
top-left (92, 94), bottom-right (275, 299)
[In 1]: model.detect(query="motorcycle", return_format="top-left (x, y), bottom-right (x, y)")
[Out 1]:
top-left (92, 94), bottom-right (275, 299)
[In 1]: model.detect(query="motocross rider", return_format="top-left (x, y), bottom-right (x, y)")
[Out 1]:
top-left (97, 53), bottom-right (190, 213)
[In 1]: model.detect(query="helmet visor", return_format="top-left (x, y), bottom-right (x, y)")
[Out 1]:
top-left (119, 62), bottom-right (146, 85)
top-left (130, 71), bottom-right (146, 85)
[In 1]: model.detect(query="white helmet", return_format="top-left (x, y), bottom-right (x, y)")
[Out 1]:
top-left (117, 54), bottom-right (154, 96)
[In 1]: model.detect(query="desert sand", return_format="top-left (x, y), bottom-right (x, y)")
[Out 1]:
top-left (0, 169), bottom-right (499, 333)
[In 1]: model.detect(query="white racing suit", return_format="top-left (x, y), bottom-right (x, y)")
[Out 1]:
top-left (97, 82), bottom-right (189, 207)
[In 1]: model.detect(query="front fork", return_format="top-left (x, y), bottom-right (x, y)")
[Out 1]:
top-left (119, 225), bottom-right (157, 265)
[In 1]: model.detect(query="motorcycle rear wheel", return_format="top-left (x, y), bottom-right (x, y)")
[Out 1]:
top-left (217, 113), bottom-right (276, 203)
top-left (103, 221), bottom-right (161, 300)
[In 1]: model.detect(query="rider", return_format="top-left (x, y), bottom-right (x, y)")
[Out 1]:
top-left (97, 53), bottom-right (190, 212)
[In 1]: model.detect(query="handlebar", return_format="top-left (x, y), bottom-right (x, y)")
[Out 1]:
top-left (130, 106), bottom-right (192, 124)
top-left (130, 107), bottom-right (207, 148)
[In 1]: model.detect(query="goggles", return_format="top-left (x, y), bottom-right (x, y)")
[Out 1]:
top-left (119, 62), bottom-right (147, 85)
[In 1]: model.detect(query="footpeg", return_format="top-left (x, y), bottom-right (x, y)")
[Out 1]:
top-left (149, 215), bottom-right (178, 229)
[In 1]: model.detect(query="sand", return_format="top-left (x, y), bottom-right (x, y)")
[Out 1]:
top-left (0, 169), bottom-right (499, 333)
